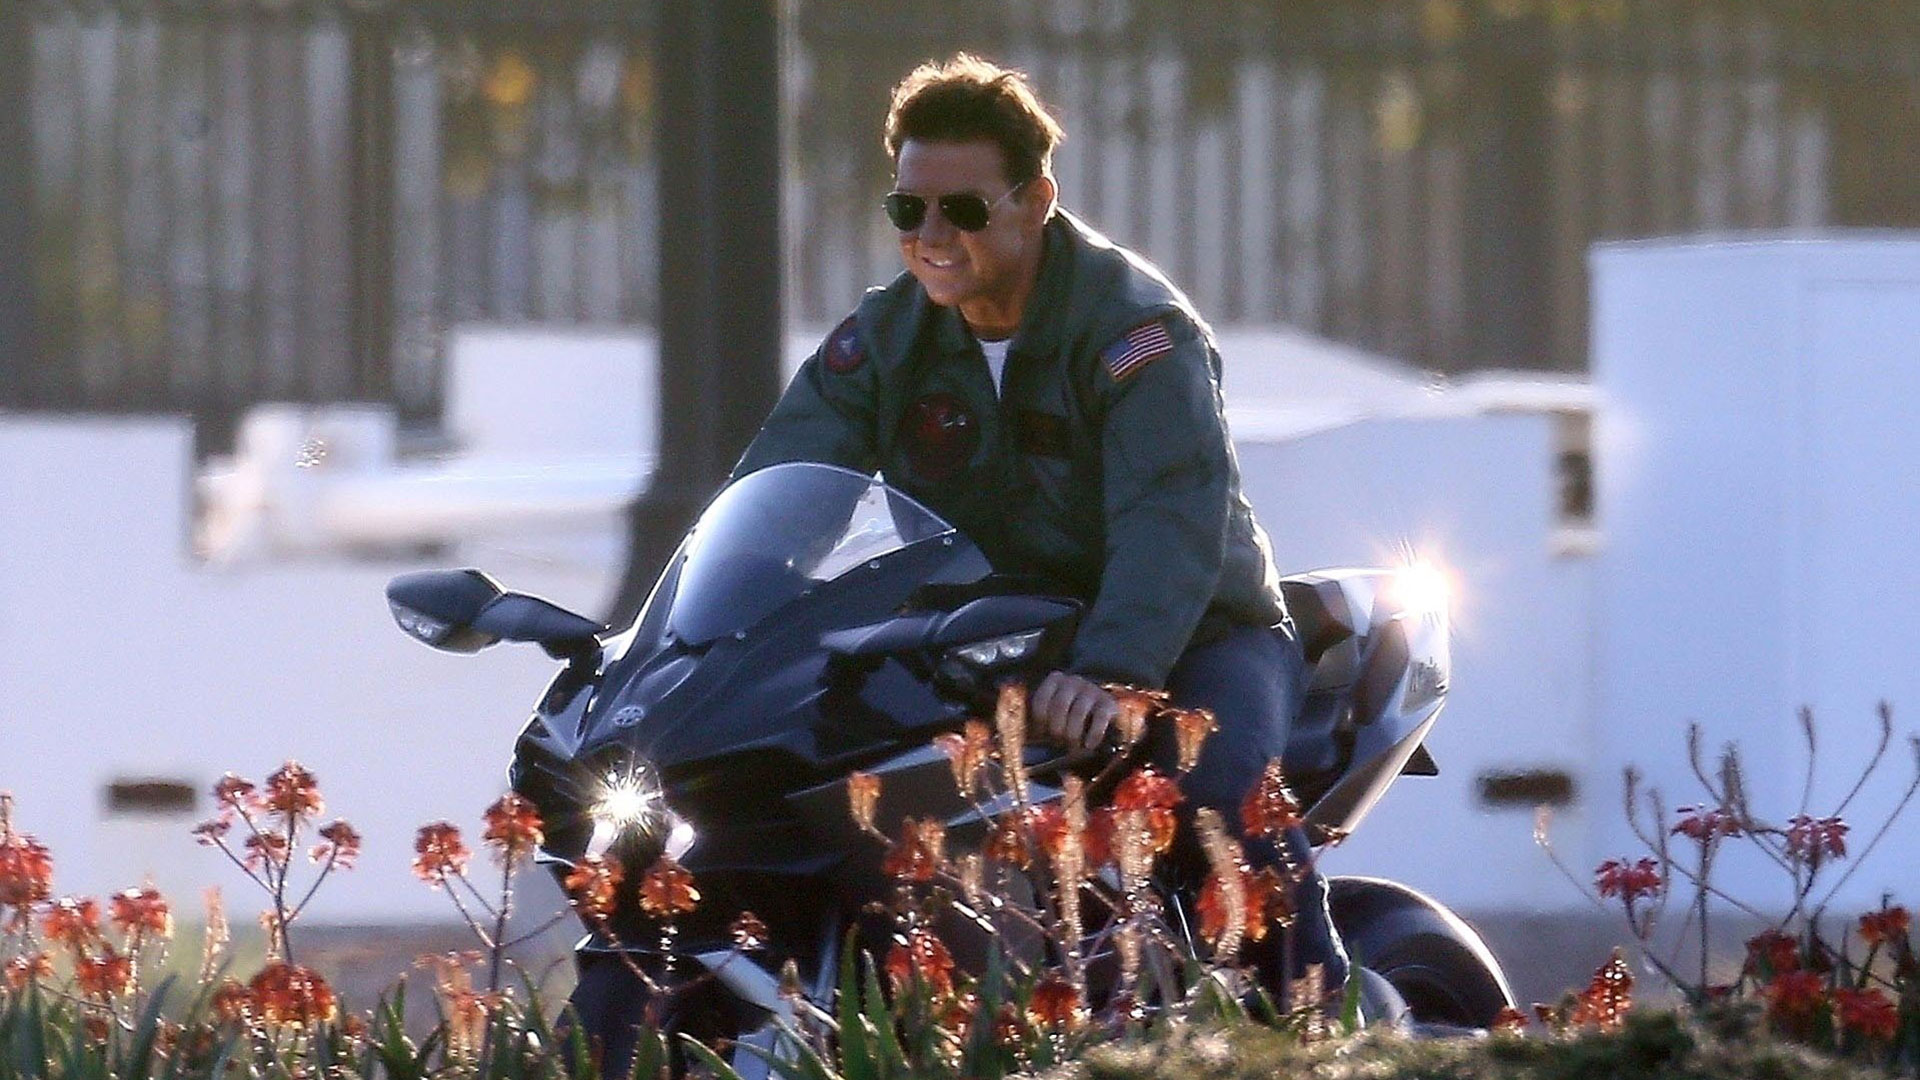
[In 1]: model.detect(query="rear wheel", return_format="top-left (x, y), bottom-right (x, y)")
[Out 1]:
top-left (1328, 877), bottom-right (1515, 1030)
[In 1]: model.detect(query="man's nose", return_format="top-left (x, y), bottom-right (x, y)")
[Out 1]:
top-left (916, 205), bottom-right (958, 242)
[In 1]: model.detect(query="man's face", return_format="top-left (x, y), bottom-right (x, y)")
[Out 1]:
top-left (891, 139), bottom-right (1049, 326)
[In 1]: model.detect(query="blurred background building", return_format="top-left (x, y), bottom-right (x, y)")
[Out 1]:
top-left (6, 0), bottom-right (1917, 445)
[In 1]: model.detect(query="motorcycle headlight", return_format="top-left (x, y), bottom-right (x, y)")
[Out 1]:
top-left (582, 756), bottom-right (696, 863)
top-left (1389, 561), bottom-right (1451, 620)
top-left (589, 760), bottom-right (666, 837)
top-left (948, 628), bottom-right (1046, 669)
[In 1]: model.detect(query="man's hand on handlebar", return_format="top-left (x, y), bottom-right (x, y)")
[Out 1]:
top-left (1030, 671), bottom-right (1121, 755)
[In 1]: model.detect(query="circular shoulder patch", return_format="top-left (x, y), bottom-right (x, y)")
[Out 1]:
top-left (823, 315), bottom-right (865, 374)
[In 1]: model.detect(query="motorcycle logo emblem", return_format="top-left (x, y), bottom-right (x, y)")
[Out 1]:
top-left (899, 392), bottom-right (979, 483)
top-left (611, 705), bottom-right (646, 728)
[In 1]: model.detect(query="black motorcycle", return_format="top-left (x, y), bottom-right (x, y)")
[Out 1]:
top-left (387, 461), bottom-right (1512, 1070)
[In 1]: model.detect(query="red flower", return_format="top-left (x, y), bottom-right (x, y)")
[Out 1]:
top-left (933, 720), bottom-right (995, 798)
top-left (1859, 906), bottom-right (1910, 949)
top-left (1196, 864), bottom-right (1272, 947)
top-left (481, 794), bottom-right (544, 865)
top-left (43, 896), bottom-right (101, 949)
top-left (1594, 857), bottom-right (1662, 902)
top-left (211, 774), bottom-right (257, 812)
top-left (1113, 768), bottom-right (1184, 812)
top-left (881, 818), bottom-right (945, 883)
top-left (1570, 949), bottom-right (1633, 1030)
top-left (108, 886), bottom-right (171, 941)
top-left (1785, 815), bottom-right (1848, 862)
top-left (985, 812), bottom-right (1033, 869)
top-left (1111, 771), bottom-right (1181, 856)
top-left (562, 855), bottom-right (621, 921)
top-left (1490, 1006), bottom-right (1528, 1034)
top-left (191, 819), bottom-right (232, 846)
top-left (0, 813), bottom-right (54, 914)
top-left (261, 762), bottom-right (323, 821)
top-left (1746, 929), bottom-right (1801, 975)
top-left (209, 978), bottom-right (253, 1024)
top-left (412, 822), bottom-right (471, 886)
top-left (243, 832), bottom-right (290, 872)
top-left (1833, 986), bottom-right (1899, 1042)
top-left (1025, 973), bottom-right (1086, 1031)
top-left (75, 945), bottom-right (134, 1000)
top-left (1671, 804), bottom-right (1741, 842)
top-left (730, 911), bottom-right (769, 951)
top-left (847, 771), bottom-right (881, 832)
top-left (883, 927), bottom-right (956, 996)
top-left (1167, 707), bottom-right (1218, 772)
top-left (248, 962), bottom-right (338, 1028)
top-left (638, 856), bottom-right (699, 918)
top-left (2, 952), bottom-right (52, 990)
top-left (1104, 685), bottom-right (1168, 745)
top-left (1240, 760), bottom-right (1303, 838)
top-left (311, 820), bottom-right (362, 869)
top-left (1762, 969), bottom-right (1828, 1024)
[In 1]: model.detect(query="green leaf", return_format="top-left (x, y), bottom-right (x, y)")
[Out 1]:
top-left (859, 962), bottom-right (909, 1077)
top-left (677, 1033), bottom-right (749, 1080)
top-left (123, 975), bottom-right (178, 1080)
top-left (836, 945), bottom-right (876, 1080)
top-left (730, 1019), bottom-right (840, 1080)
top-left (629, 1027), bottom-right (668, 1080)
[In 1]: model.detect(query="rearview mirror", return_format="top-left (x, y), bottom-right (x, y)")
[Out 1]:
top-left (387, 569), bottom-right (604, 658)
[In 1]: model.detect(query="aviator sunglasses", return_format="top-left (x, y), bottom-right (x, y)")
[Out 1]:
top-left (883, 180), bottom-right (1028, 233)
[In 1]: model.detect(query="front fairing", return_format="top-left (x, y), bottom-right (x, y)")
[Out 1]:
top-left (509, 513), bottom-right (992, 858)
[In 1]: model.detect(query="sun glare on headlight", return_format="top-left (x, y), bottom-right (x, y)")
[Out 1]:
top-left (593, 771), bottom-right (663, 832)
top-left (1394, 560), bottom-right (1452, 617)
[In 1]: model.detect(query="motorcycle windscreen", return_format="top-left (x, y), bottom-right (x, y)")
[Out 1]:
top-left (665, 462), bottom-right (955, 645)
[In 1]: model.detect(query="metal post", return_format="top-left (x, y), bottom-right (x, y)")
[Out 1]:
top-left (1462, 16), bottom-right (1552, 372)
top-left (0, 2), bottom-right (34, 404)
top-left (612, 0), bottom-right (784, 623)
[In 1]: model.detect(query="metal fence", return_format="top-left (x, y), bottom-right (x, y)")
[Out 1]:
top-left (792, 0), bottom-right (1920, 372)
top-left (6, 0), bottom-right (1919, 441)
top-left (8, 2), bottom-right (656, 443)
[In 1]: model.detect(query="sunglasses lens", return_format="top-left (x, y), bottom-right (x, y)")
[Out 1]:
top-left (883, 193), bottom-right (926, 231)
top-left (941, 194), bottom-right (992, 232)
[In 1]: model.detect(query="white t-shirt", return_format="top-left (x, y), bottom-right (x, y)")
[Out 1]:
top-left (977, 337), bottom-right (1011, 396)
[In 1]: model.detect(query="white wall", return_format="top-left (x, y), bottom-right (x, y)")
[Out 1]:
top-left (1590, 236), bottom-right (1920, 913)
top-left (1239, 414), bottom-right (1597, 911)
top-left (0, 418), bottom-right (613, 923)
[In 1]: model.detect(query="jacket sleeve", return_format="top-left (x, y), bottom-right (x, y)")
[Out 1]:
top-left (1067, 317), bottom-right (1231, 687)
top-left (731, 317), bottom-right (881, 480)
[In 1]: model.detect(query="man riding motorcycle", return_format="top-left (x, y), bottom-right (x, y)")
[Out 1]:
top-left (725, 53), bottom-right (1347, 999)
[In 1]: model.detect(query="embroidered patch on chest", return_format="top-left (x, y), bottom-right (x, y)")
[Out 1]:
top-left (823, 315), bottom-right (864, 373)
top-left (1100, 320), bottom-right (1176, 382)
top-left (899, 392), bottom-right (979, 483)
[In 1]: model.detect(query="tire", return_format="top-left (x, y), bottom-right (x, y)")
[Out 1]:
top-left (1327, 876), bottom-right (1515, 1030)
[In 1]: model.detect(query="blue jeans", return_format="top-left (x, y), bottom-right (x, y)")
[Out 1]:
top-left (1154, 622), bottom-right (1348, 990)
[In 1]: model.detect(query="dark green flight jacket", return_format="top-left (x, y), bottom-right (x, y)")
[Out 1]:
top-left (733, 209), bottom-right (1287, 688)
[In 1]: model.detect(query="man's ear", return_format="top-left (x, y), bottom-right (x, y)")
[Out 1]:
top-left (1027, 175), bottom-right (1059, 225)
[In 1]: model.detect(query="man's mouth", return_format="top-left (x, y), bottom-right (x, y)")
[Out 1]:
top-left (921, 253), bottom-right (962, 271)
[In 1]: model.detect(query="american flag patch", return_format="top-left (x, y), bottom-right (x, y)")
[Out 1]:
top-left (1100, 320), bottom-right (1175, 381)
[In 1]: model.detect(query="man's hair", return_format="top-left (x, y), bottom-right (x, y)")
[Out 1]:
top-left (884, 54), bottom-right (1064, 185)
